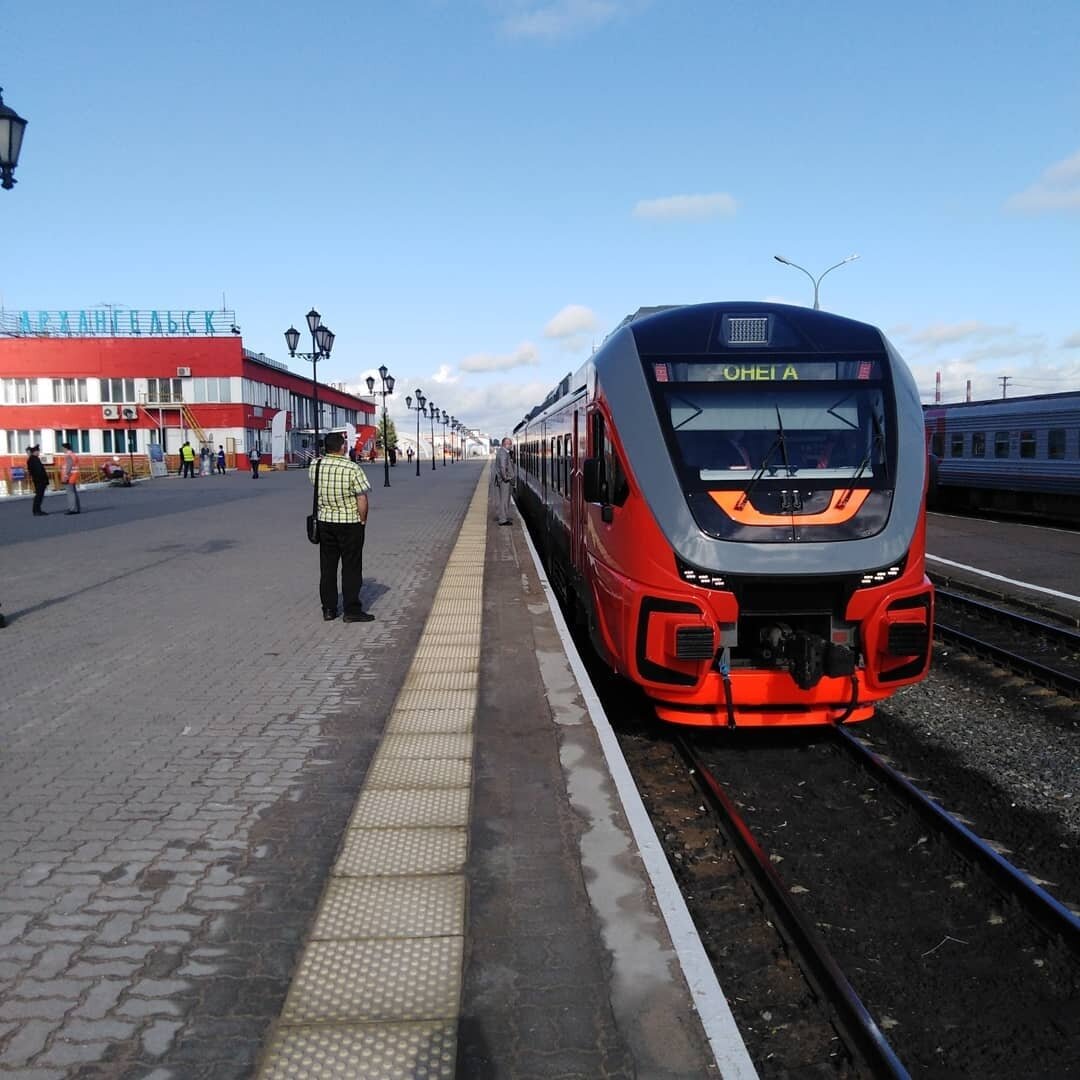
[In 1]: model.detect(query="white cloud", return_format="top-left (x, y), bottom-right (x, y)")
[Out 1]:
top-left (1064, 331), bottom-right (1080, 349)
top-left (1004, 148), bottom-right (1080, 214)
top-left (897, 320), bottom-right (1014, 347)
top-left (632, 192), bottom-right (737, 221)
top-left (893, 319), bottom-right (1080, 403)
top-left (498, 0), bottom-right (635, 38)
top-left (544, 304), bottom-right (598, 339)
top-left (459, 342), bottom-right (539, 373)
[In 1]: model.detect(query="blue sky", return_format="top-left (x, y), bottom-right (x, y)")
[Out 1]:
top-left (3, 0), bottom-right (1079, 437)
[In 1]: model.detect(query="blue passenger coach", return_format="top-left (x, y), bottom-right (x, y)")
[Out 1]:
top-left (924, 391), bottom-right (1080, 523)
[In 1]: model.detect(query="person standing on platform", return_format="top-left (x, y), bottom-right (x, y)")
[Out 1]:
top-left (406, 447), bottom-right (414, 466)
top-left (27, 445), bottom-right (49, 516)
top-left (199, 445), bottom-right (210, 476)
top-left (60, 442), bottom-right (82, 515)
top-left (217, 445), bottom-right (226, 474)
top-left (180, 441), bottom-right (195, 478)
top-left (310, 431), bottom-right (373, 623)
top-left (494, 436), bottom-right (514, 525)
top-left (250, 446), bottom-right (262, 478)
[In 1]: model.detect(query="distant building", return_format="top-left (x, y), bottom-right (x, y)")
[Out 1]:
top-left (0, 306), bottom-right (375, 487)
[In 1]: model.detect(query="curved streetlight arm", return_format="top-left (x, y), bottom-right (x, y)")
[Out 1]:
top-left (774, 253), bottom-right (860, 310)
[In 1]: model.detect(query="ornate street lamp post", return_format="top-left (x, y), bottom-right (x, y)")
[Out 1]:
top-left (405, 389), bottom-right (425, 478)
top-left (426, 400), bottom-right (437, 471)
top-left (284, 309), bottom-right (335, 461)
top-left (0, 88), bottom-right (28, 191)
top-left (440, 410), bottom-right (449, 466)
top-left (365, 366), bottom-right (395, 488)
top-left (773, 254), bottom-right (860, 310)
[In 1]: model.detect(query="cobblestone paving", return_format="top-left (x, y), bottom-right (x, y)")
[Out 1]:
top-left (0, 465), bottom-right (481, 1078)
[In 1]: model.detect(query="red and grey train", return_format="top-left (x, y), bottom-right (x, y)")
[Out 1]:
top-left (513, 302), bottom-right (934, 727)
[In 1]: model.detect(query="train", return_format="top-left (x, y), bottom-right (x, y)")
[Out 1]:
top-left (924, 391), bottom-right (1080, 524)
top-left (513, 301), bottom-right (933, 727)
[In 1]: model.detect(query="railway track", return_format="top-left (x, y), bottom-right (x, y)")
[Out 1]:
top-left (676, 728), bottom-right (1080, 1079)
top-left (934, 586), bottom-right (1080, 697)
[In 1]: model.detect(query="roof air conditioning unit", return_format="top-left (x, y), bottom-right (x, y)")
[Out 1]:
top-left (121, 405), bottom-right (138, 420)
top-left (102, 405), bottom-right (120, 420)
top-left (176, 366), bottom-right (191, 377)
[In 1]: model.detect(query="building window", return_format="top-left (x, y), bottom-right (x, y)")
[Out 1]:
top-left (1019, 431), bottom-right (1037, 459)
top-left (55, 429), bottom-right (91, 453)
top-left (971, 431), bottom-right (985, 457)
top-left (101, 378), bottom-right (136, 403)
top-left (147, 377), bottom-right (183, 403)
top-left (1048, 429), bottom-right (1066, 460)
top-left (2, 378), bottom-right (39, 404)
top-left (5, 429), bottom-right (43, 453)
top-left (51, 378), bottom-right (88, 403)
top-left (994, 431), bottom-right (1010, 459)
top-left (950, 433), bottom-right (964, 457)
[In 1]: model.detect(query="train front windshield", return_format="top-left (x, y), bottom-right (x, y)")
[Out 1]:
top-left (651, 359), bottom-right (894, 493)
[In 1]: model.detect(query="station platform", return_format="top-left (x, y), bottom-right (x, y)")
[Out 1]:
top-left (0, 462), bottom-right (752, 1079)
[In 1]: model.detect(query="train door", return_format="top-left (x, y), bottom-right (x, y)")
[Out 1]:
top-left (571, 408), bottom-right (584, 576)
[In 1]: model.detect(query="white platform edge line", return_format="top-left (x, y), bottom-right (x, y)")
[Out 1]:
top-left (516, 511), bottom-right (760, 1080)
top-left (926, 553), bottom-right (1080, 603)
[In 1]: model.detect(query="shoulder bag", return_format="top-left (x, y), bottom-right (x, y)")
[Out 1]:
top-left (306, 460), bottom-right (321, 544)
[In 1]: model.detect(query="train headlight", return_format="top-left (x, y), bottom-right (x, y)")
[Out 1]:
top-left (675, 555), bottom-right (727, 589)
top-left (858, 557), bottom-right (906, 588)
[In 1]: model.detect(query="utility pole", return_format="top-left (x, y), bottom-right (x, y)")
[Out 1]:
top-left (999, 376), bottom-right (1011, 399)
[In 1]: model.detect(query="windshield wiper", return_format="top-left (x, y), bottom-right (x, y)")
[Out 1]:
top-left (735, 406), bottom-right (795, 511)
top-left (837, 411), bottom-right (887, 509)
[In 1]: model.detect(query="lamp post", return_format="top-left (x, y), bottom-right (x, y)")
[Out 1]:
top-left (365, 366), bottom-right (395, 488)
top-left (440, 411), bottom-right (449, 466)
top-left (405, 389), bottom-right (425, 477)
top-left (773, 254), bottom-right (860, 310)
top-left (284, 309), bottom-right (335, 461)
top-left (426, 400), bottom-right (437, 471)
top-left (449, 417), bottom-right (457, 463)
top-left (0, 88), bottom-right (28, 191)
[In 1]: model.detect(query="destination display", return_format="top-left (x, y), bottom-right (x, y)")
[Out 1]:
top-left (0, 308), bottom-right (238, 337)
top-left (654, 359), bottom-right (879, 383)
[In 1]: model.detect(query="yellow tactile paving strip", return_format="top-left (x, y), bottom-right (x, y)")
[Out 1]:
top-left (257, 468), bottom-right (489, 1079)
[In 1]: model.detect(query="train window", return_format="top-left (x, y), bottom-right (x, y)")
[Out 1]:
top-left (1019, 431), bottom-right (1036, 459)
top-left (1048, 429), bottom-right (1066, 460)
top-left (555, 436), bottom-right (562, 492)
top-left (930, 433), bottom-right (944, 458)
top-left (994, 431), bottom-right (1010, 459)
top-left (604, 431), bottom-right (630, 506)
top-left (565, 436), bottom-right (572, 491)
top-left (971, 432), bottom-right (985, 457)
top-left (950, 433), bottom-right (964, 457)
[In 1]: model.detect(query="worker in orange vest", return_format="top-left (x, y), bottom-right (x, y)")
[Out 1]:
top-left (60, 441), bottom-right (81, 515)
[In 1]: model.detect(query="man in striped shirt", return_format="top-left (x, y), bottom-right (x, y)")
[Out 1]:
top-left (309, 432), bottom-right (374, 622)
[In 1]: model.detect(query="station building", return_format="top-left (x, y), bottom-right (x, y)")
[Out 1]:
top-left (0, 307), bottom-right (375, 491)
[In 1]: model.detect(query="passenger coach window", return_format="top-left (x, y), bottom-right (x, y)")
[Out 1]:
top-left (950, 433), bottom-right (964, 457)
top-left (1048, 429), bottom-right (1066, 460)
top-left (930, 433), bottom-right (944, 457)
top-left (994, 431), bottom-right (1010, 459)
top-left (1019, 431), bottom-right (1036, 459)
top-left (971, 432), bottom-right (985, 457)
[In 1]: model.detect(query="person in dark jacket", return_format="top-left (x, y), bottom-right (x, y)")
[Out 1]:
top-left (27, 445), bottom-right (49, 516)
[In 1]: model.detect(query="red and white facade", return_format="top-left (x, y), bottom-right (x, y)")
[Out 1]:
top-left (0, 317), bottom-right (375, 487)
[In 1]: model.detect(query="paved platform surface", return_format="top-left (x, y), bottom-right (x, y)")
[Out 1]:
top-left (926, 511), bottom-right (1080, 622)
top-left (0, 464), bottom-right (724, 1079)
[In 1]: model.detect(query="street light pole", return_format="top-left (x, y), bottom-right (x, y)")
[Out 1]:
top-left (284, 310), bottom-right (335, 462)
top-left (427, 401), bottom-right (437, 471)
top-left (406, 389), bottom-right (426, 477)
top-left (0, 88), bottom-right (29, 191)
top-left (773, 253), bottom-right (860, 310)
top-left (365, 366), bottom-right (395, 488)
top-left (441, 410), bottom-right (449, 466)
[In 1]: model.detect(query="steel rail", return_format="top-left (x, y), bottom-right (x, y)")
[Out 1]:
top-left (933, 620), bottom-right (1080, 697)
top-left (935, 587), bottom-right (1080, 649)
top-left (676, 737), bottom-right (911, 1080)
top-left (832, 726), bottom-right (1080, 953)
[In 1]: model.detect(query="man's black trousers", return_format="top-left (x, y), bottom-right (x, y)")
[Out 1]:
top-left (318, 522), bottom-right (365, 615)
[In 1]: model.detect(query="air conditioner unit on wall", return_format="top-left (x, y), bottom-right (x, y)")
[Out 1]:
top-left (121, 405), bottom-right (138, 420)
top-left (176, 367), bottom-right (191, 377)
top-left (102, 405), bottom-right (120, 420)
